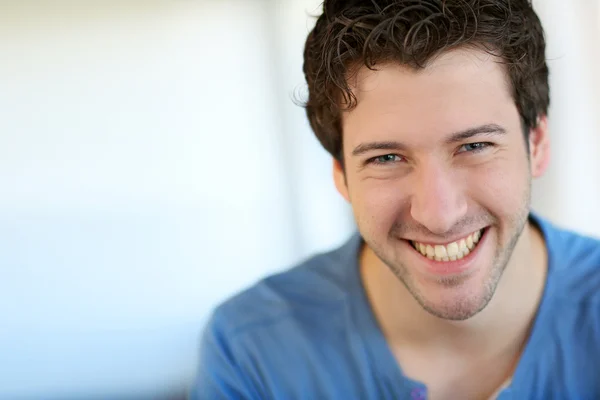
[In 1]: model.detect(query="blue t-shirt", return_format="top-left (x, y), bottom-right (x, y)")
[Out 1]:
top-left (193, 214), bottom-right (600, 399)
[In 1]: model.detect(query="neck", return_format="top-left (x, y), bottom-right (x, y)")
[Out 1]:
top-left (360, 220), bottom-right (547, 353)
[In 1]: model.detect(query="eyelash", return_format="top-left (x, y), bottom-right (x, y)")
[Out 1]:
top-left (367, 154), bottom-right (403, 166)
top-left (366, 142), bottom-right (494, 166)
top-left (458, 142), bottom-right (494, 153)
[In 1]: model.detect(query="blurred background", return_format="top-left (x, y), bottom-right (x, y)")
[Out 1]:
top-left (0, 0), bottom-right (598, 398)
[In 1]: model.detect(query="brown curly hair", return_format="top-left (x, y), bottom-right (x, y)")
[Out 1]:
top-left (302, 0), bottom-right (550, 162)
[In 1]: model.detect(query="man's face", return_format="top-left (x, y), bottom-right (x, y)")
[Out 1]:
top-left (335, 49), bottom-right (547, 320)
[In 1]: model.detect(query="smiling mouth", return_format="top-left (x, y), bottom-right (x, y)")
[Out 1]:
top-left (410, 228), bottom-right (486, 262)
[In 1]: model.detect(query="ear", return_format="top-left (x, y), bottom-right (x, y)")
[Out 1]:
top-left (333, 158), bottom-right (350, 202)
top-left (529, 115), bottom-right (551, 178)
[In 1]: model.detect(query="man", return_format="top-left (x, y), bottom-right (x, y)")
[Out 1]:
top-left (194, 1), bottom-right (600, 399)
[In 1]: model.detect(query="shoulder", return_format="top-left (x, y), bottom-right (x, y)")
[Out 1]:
top-left (537, 214), bottom-right (600, 305)
top-left (194, 234), bottom-right (363, 399)
top-left (209, 232), bottom-right (361, 339)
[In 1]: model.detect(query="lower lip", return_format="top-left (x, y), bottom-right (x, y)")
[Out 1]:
top-left (407, 228), bottom-right (489, 277)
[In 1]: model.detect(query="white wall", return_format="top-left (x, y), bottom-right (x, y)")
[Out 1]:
top-left (0, 1), bottom-right (350, 398)
top-left (531, 0), bottom-right (600, 235)
top-left (0, 0), bottom-right (598, 399)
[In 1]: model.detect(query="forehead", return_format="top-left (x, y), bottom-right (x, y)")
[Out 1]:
top-left (341, 48), bottom-right (518, 147)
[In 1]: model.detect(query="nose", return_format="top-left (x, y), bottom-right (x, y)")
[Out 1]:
top-left (409, 162), bottom-right (468, 235)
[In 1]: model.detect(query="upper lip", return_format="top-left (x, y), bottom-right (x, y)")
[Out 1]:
top-left (406, 227), bottom-right (486, 245)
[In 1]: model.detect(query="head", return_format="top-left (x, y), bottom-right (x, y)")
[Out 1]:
top-left (303, 0), bottom-right (551, 320)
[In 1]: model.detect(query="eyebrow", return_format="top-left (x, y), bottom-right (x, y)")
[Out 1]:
top-left (444, 123), bottom-right (507, 144)
top-left (351, 124), bottom-right (507, 157)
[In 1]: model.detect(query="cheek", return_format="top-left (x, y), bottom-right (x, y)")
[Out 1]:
top-left (350, 179), bottom-right (408, 234)
top-left (470, 156), bottom-right (530, 216)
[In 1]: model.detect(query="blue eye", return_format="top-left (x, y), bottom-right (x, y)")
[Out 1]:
top-left (370, 154), bottom-right (402, 165)
top-left (459, 142), bottom-right (492, 153)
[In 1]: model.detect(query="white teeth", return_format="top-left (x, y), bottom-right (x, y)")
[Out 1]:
top-left (434, 245), bottom-right (447, 258)
top-left (466, 235), bottom-right (474, 250)
top-left (446, 242), bottom-right (459, 257)
top-left (426, 245), bottom-right (435, 259)
top-left (413, 229), bottom-right (484, 262)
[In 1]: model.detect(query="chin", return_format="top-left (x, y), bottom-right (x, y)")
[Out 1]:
top-left (409, 251), bottom-right (500, 320)
top-left (417, 284), bottom-right (495, 321)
